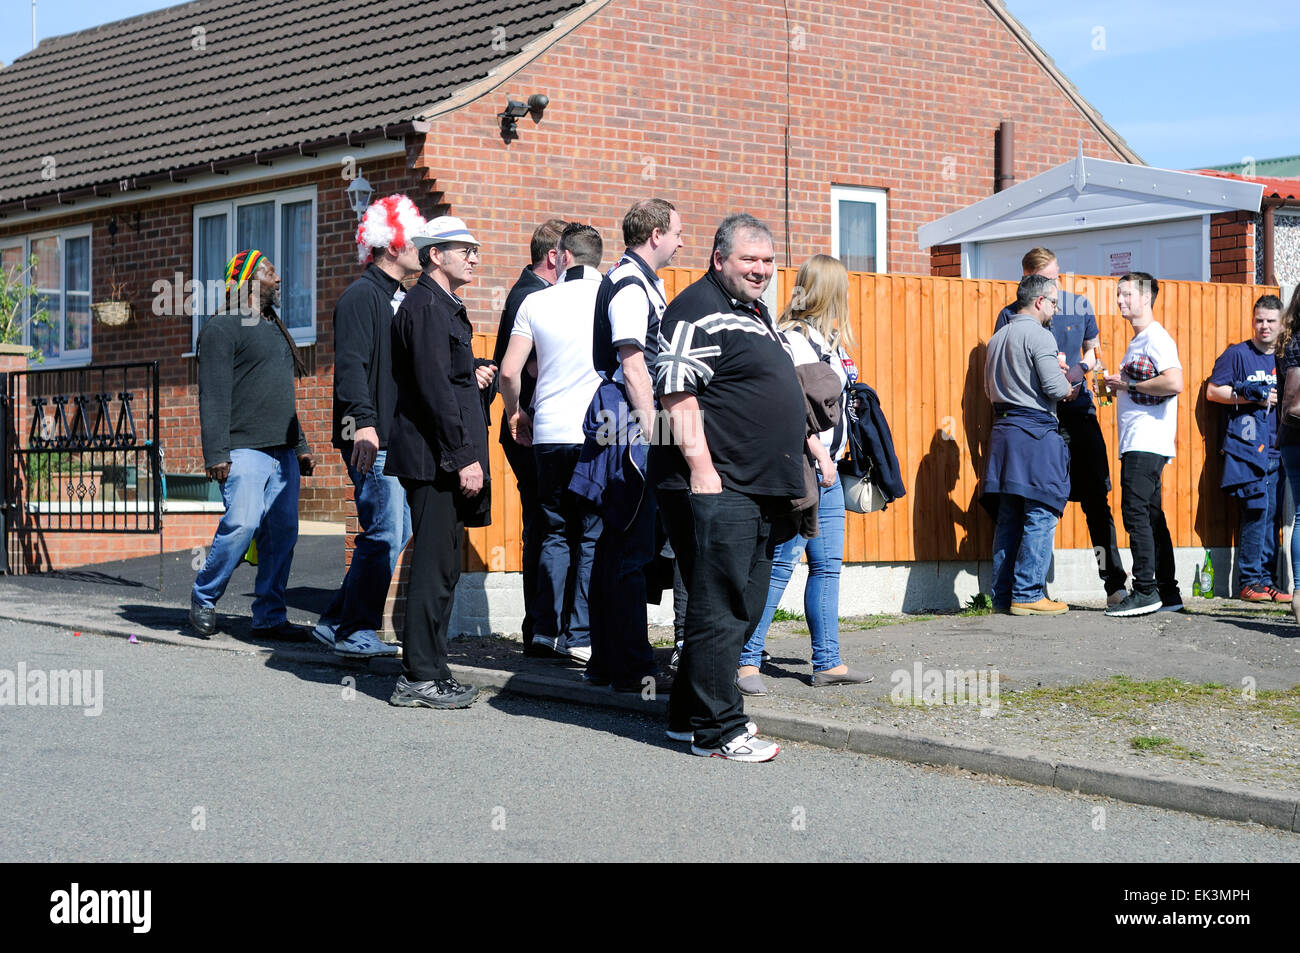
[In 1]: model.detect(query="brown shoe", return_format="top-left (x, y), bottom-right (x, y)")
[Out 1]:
top-left (1010, 598), bottom-right (1068, 616)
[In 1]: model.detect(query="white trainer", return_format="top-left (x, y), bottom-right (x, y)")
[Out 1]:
top-left (667, 720), bottom-right (756, 743)
top-left (335, 629), bottom-right (399, 658)
top-left (691, 730), bottom-right (779, 762)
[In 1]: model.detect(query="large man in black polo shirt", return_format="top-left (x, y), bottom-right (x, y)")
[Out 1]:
top-left (654, 214), bottom-right (804, 762)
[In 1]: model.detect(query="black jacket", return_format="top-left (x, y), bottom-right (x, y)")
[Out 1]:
top-left (386, 273), bottom-right (491, 526)
top-left (331, 263), bottom-right (403, 450)
top-left (840, 381), bottom-right (906, 503)
top-left (490, 266), bottom-right (549, 437)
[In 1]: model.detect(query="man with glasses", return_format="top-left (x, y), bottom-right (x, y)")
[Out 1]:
top-left (982, 273), bottom-right (1077, 616)
top-left (995, 247), bottom-right (1127, 605)
top-left (385, 217), bottom-right (495, 709)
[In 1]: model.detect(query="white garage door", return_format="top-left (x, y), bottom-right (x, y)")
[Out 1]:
top-left (973, 217), bottom-right (1207, 282)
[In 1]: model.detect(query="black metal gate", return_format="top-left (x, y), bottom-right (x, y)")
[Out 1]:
top-left (2, 361), bottom-right (161, 574)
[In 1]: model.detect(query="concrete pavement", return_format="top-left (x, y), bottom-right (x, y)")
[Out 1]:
top-left (0, 535), bottom-right (1297, 832)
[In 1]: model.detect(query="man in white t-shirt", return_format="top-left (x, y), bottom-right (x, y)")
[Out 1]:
top-left (1102, 272), bottom-right (1185, 617)
top-left (500, 224), bottom-right (605, 661)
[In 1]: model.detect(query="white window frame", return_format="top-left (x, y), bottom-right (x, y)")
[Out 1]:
top-left (831, 185), bottom-right (888, 274)
top-left (2, 226), bottom-right (93, 367)
top-left (190, 186), bottom-right (317, 350)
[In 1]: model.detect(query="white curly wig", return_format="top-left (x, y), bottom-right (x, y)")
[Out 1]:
top-left (355, 194), bottom-right (425, 264)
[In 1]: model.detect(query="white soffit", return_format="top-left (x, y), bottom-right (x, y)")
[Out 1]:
top-left (918, 154), bottom-right (1265, 249)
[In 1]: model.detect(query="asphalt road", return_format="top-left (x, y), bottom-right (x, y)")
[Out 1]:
top-left (1, 619), bottom-right (1296, 863)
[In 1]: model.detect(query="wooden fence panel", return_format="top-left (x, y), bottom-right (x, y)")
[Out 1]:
top-left (464, 270), bottom-right (1279, 571)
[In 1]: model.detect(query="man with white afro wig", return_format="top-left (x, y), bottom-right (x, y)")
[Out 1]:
top-left (315, 194), bottom-right (427, 658)
top-left (355, 193), bottom-right (426, 264)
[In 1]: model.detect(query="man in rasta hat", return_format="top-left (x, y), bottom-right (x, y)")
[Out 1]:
top-left (190, 249), bottom-right (316, 640)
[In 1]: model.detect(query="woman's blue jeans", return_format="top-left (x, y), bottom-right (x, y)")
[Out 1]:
top-left (741, 476), bottom-right (845, 672)
top-left (1278, 446), bottom-right (1300, 588)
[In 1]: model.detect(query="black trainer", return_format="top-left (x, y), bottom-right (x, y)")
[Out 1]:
top-left (1158, 591), bottom-right (1185, 612)
top-left (389, 675), bottom-right (478, 709)
top-left (614, 672), bottom-right (673, 695)
top-left (1104, 590), bottom-right (1161, 617)
top-left (249, 621), bottom-right (312, 642)
top-left (189, 599), bottom-right (216, 637)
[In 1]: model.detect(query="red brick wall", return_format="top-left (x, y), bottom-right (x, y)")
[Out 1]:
top-left (9, 512), bottom-right (222, 574)
top-left (930, 244), bottom-right (963, 277)
top-left (4, 0), bottom-right (1130, 531)
top-left (417, 0), bottom-right (1128, 331)
top-left (1210, 211), bottom-right (1256, 283)
top-left (0, 151), bottom-right (433, 521)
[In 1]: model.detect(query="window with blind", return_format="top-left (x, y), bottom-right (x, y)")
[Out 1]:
top-left (191, 187), bottom-right (316, 349)
top-left (831, 186), bottom-right (888, 274)
top-left (1, 228), bottom-right (92, 366)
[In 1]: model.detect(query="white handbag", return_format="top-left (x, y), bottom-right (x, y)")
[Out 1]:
top-left (840, 459), bottom-right (887, 514)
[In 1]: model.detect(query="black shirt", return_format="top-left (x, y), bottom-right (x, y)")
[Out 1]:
top-left (197, 310), bottom-right (310, 468)
top-left (652, 269), bottom-right (804, 496)
top-left (331, 263), bottom-right (404, 450)
top-left (491, 266), bottom-right (550, 434)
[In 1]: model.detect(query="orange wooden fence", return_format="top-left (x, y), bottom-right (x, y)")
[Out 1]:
top-left (464, 270), bottom-right (1280, 570)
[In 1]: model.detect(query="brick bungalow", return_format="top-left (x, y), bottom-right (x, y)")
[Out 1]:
top-left (1, 0), bottom-right (1140, 571)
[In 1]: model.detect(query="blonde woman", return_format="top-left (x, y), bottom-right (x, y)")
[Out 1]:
top-left (736, 255), bottom-right (872, 694)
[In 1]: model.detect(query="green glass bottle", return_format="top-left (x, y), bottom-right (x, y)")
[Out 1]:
top-left (1196, 549), bottom-right (1214, 598)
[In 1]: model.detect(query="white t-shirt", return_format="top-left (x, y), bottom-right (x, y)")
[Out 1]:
top-left (607, 254), bottom-right (667, 383)
top-left (1116, 320), bottom-right (1181, 458)
top-left (783, 323), bottom-right (850, 460)
top-left (510, 267), bottom-right (603, 445)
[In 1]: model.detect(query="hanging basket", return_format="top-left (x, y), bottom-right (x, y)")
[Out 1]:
top-left (92, 300), bottom-right (133, 327)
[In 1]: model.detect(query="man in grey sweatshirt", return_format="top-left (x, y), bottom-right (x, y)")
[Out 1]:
top-left (981, 273), bottom-right (1076, 616)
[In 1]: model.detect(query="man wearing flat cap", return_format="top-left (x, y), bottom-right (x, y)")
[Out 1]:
top-left (191, 249), bottom-right (316, 640)
top-left (386, 216), bottom-right (496, 709)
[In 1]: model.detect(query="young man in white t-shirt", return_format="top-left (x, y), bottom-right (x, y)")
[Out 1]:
top-left (1102, 272), bottom-right (1185, 617)
top-left (500, 224), bottom-right (606, 662)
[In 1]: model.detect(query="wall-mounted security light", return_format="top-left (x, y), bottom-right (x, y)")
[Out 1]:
top-left (499, 94), bottom-right (549, 140)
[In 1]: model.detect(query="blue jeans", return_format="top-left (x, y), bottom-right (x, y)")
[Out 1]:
top-left (1278, 447), bottom-right (1300, 587)
top-left (192, 447), bottom-right (300, 627)
top-left (321, 449), bottom-right (412, 637)
top-left (534, 443), bottom-right (601, 649)
top-left (990, 494), bottom-right (1058, 606)
top-left (1237, 459), bottom-right (1281, 588)
top-left (741, 476), bottom-right (845, 672)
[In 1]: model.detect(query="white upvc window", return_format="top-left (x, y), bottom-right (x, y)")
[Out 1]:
top-left (191, 186), bottom-right (317, 349)
top-left (831, 185), bottom-right (888, 274)
top-left (1, 228), bottom-right (92, 366)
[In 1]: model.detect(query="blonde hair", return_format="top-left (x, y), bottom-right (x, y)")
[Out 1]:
top-left (780, 254), bottom-right (854, 351)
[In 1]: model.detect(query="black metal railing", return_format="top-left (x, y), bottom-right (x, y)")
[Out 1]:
top-left (3, 362), bottom-right (161, 536)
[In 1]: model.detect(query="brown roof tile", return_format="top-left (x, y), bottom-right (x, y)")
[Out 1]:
top-left (0, 0), bottom-right (586, 208)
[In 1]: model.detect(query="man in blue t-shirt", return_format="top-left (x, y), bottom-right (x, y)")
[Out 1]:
top-left (995, 247), bottom-right (1127, 603)
top-left (1207, 294), bottom-right (1288, 603)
